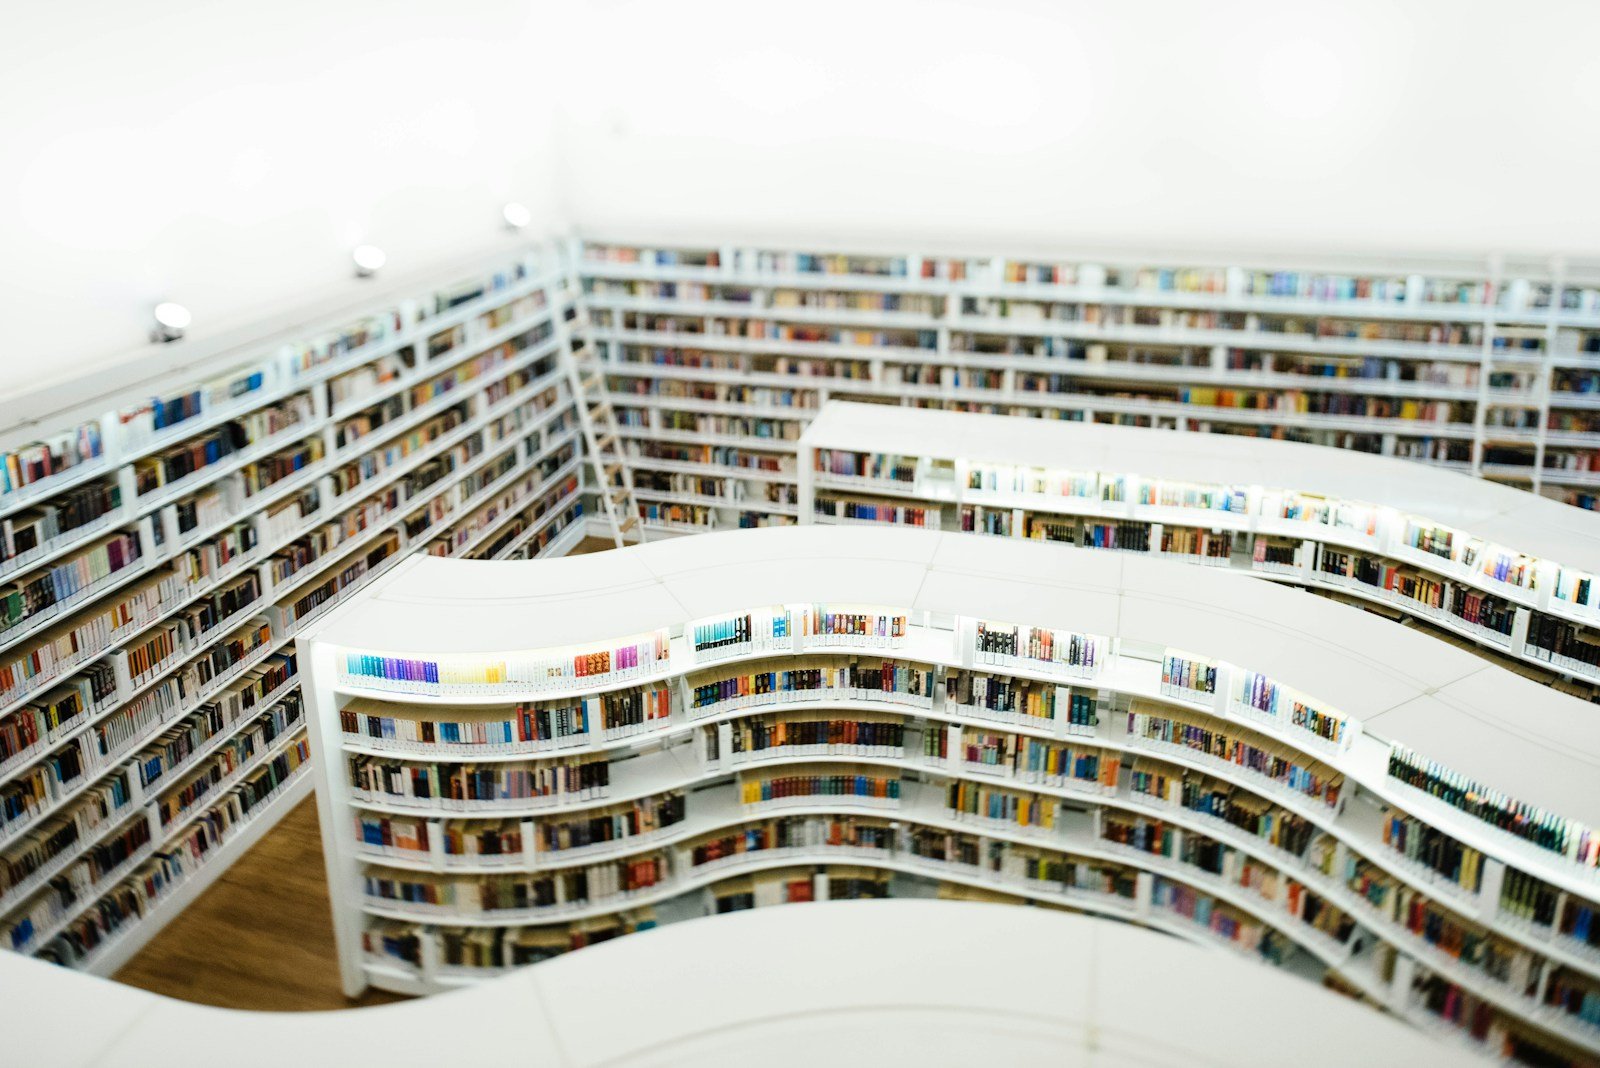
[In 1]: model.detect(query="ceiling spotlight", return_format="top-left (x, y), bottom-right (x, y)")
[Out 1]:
top-left (502, 202), bottom-right (532, 230)
top-left (151, 302), bottom-right (192, 343)
top-left (352, 244), bottom-right (387, 278)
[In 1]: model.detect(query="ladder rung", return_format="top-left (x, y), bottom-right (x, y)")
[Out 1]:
top-left (581, 373), bottom-right (605, 391)
top-left (617, 516), bottom-right (639, 533)
top-left (597, 433), bottom-right (618, 450)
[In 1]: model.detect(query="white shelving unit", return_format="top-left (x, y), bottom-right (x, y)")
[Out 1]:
top-left (579, 240), bottom-right (1600, 529)
top-left (301, 526), bottom-right (1600, 1064)
top-left (795, 400), bottom-right (1600, 691)
top-left (0, 241), bottom-right (597, 976)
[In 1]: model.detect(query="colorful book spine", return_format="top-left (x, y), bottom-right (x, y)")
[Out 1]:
top-left (739, 773), bottom-right (899, 805)
top-left (340, 630), bottom-right (672, 693)
top-left (1162, 655), bottom-right (1217, 696)
top-left (1388, 747), bottom-right (1598, 869)
top-left (946, 781), bottom-right (1056, 829)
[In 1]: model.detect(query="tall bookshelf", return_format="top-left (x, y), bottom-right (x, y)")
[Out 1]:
top-left (578, 240), bottom-right (1600, 529)
top-left (301, 526), bottom-right (1600, 1066)
top-left (795, 401), bottom-right (1600, 700)
top-left (0, 242), bottom-right (596, 976)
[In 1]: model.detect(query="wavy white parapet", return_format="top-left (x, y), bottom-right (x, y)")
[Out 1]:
top-left (0, 900), bottom-right (1460, 1068)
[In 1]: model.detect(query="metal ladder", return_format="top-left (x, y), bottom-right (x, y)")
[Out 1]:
top-left (555, 285), bottom-right (640, 548)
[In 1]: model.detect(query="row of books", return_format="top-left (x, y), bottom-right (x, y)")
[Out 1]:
top-left (813, 496), bottom-right (939, 528)
top-left (1380, 806), bottom-right (1488, 894)
top-left (0, 648), bottom-right (295, 865)
top-left (599, 243), bottom-right (1600, 321)
top-left (624, 440), bottom-right (796, 477)
top-left (730, 716), bottom-right (905, 757)
top-left (347, 749), bottom-right (612, 807)
top-left (340, 685), bottom-right (672, 752)
top-left (1231, 674), bottom-right (1349, 747)
top-left (1526, 613), bottom-right (1600, 674)
top-left (363, 854), bottom-right (668, 913)
top-left (153, 712), bottom-right (307, 828)
top-left (536, 792), bottom-right (686, 852)
top-left (619, 378), bottom-right (821, 415)
top-left (0, 668), bottom-right (116, 780)
top-left (973, 621), bottom-right (1101, 673)
top-left (690, 609), bottom-right (792, 656)
top-left (1127, 702), bottom-right (1344, 809)
top-left (946, 671), bottom-right (1098, 728)
top-left (813, 449), bottom-right (916, 483)
top-left (0, 532), bottom-right (144, 636)
top-left (739, 771), bottom-right (900, 805)
top-left (957, 728), bottom-right (1117, 791)
top-left (1170, 770), bottom-right (1317, 857)
top-left (0, 423), bottom-right (106, 498)
top-left (1388, 748), bottom-right (1599, 869)
top-left (689, 657), bottom-right (936, 711)
top-left (946, 780), bottom-right (1056, 830)
top-left (0, 481), bottom-right (123, 573)
top-left (339, 630), bottom-right (673, 693)
top-left (1161, 655), bottom-right (1218, 697)
top-left (693, 814), bottom-right (895, 866)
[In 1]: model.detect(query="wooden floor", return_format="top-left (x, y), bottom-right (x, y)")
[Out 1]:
top-left (112, 535), bottom-right (619, 1011)
top-left (112, 796), bottom-right (407, 1010)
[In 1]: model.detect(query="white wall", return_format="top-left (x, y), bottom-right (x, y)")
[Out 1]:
top-left (558, 0), bottom-right (1600, 268)
top-left (6, 0), bottom-right (1600, 405)
top-left (0, 0), bottom-right (572, 396)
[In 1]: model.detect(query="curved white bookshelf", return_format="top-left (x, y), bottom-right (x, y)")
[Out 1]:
top-left (0, 901), bottom-right (1466, 1068)
top-left (794, 400), bottom-right (1600, 691)
top-left (302, 526), bottom-right (1600, 1065)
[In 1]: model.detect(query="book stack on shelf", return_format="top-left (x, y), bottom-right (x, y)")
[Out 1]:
top-left (792, 401), bottom-right (1600, 704)
top-left (0, 243), bottom-right (598, 977)
top-left (580, 241), bottom-right (1600, 523)
top-left (300, 525), bottom-right (1600, 1067)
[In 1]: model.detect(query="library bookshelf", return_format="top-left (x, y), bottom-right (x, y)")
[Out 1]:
top-left (0, 241), bottom-right (597, 978)
top-left (796, 400), bottom-right (1600, 697)
top-left (302, 526), bottom-right (1600, 1066)
top-left (0, 900), bottom-right (1459, 1068)
top-left (578, 239), bottom-right (1600, 529)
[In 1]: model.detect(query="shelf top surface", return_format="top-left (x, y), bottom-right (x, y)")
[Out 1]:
top-left (305, 525), bottom-right (1600, 828)
top-left (1, 900), bottom-right (1455, 1068)
top-left (802, 401), bottom-right (1600, 572)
